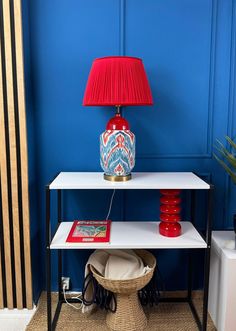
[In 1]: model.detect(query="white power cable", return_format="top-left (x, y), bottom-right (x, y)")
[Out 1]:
top-left (63, 285), bottom-right (83, 310)
top-left (106, 189), bottom-right (116, 220)
top-left (63, 189), bottom-right (116, 309)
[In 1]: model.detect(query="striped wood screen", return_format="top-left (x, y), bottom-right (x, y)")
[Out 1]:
top-left (0, 0), bottom-right (32, 309)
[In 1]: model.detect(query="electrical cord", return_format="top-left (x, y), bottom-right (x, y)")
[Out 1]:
top-left (106, 189), bottom-right (116, 220)
top-left (82, 272), bottom-right (117, 312)
top-left (63, 284), bottom-right (83, 310)
top-left (63, 189), bottom-right (116, 310)
top-left (138, 264), bottom-right (165, 307)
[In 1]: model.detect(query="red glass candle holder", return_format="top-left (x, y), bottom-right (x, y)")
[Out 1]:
top-left (159, 189), bottom-right (182, 237)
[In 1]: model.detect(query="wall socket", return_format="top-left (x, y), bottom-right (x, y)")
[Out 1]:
top-left (61, 277), bottom-right (70, 290)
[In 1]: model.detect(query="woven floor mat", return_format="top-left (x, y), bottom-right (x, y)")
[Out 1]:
top-left (26, 292), bottom-right (216, 331)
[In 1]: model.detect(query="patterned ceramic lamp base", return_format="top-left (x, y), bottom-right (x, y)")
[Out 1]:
top-left (100, 130), bottom-right (135, 181)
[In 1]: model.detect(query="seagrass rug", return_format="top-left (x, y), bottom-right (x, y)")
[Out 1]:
top-left (26, 292), bottom-right (216, 331)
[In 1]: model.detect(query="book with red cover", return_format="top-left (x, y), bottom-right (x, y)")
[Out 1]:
top-left (66, 220), bottom-right (111, 243)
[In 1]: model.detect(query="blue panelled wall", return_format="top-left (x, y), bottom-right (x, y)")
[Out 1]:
top-left (22, 0), bottom-right (236, 302)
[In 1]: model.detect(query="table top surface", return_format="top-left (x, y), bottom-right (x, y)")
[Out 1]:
top-left (50, 221), bottom-right (207, 249)
top-left (49, 172), bottom-right (210, 190)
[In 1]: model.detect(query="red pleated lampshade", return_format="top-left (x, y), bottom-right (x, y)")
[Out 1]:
top-left (83, 56), bottom-right (153, 106)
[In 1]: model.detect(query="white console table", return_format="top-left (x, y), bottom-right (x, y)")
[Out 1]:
top-left (46, 172), bottom-right (213, 331)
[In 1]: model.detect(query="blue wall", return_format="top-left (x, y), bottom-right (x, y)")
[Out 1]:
top-left (23, 0), bottom-right (236, 301)
top-left (22, 0), bottom-right (42, 301)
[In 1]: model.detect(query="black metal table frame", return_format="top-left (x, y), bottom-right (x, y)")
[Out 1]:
top-left (45, 175), bottom-right (214, 331)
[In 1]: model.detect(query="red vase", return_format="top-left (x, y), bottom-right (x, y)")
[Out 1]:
top-left (159, 189), bottom-right (182, 237)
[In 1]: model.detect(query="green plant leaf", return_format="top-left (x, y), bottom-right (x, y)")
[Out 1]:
top-left (214, 153), bottom-right (236, 184)
top-left (215, 147), bottom-right (236, 169)
top-left (225, 136), bottom-right (236, 151)
top-left (215, 139), bottom-right (236, 169)
top-left (223, 154), bottom-right (236, 169)
top-left (216, 139), bottom-right (230, 154)
top-left (215, 144), bottom-right (228, 158)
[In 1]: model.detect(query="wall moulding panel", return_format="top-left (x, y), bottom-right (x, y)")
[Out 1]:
top-left (121, 0), bottom-right (218, 159)
top-left (0, 0), bottom-right (32, 309)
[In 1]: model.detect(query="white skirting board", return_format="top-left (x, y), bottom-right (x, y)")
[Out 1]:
top-left (0, 307), bottom-right (36, 331)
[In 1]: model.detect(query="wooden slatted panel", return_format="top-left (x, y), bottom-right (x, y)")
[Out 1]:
top-left (0, 0), bottom-right (32, 309)
top-left (13, 0), bottom-right (32, 309)
top-left (2, 0), bottom-right (23, 309)
top-left (0, 11), bottom-right (14, 308)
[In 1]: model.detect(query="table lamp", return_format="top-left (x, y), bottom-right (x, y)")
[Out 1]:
top-left (83, 56), bottom-right (153, 181)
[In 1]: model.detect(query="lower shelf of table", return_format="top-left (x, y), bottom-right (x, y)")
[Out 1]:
top-left (50, 221), bottom-right (207, 249)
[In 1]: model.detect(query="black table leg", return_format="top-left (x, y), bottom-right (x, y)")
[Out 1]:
top-left (58, 190), bottom-right (63, 301)
top-left (188, 190), bottom-right (196, 301)
top-left (46, 186), bottom-right (52, 331)
top-left (202, 185), bottom-right (213, 331)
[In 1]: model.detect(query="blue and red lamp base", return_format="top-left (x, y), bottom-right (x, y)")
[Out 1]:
top-left (100, 109), bottom-right (135, 182)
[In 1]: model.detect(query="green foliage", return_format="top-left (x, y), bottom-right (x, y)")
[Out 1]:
top-left (214, 136), bottom-right (236, 184)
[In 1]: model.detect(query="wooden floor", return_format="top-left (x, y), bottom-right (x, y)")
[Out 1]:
top-left (26, 292), bottom-right (216, 331)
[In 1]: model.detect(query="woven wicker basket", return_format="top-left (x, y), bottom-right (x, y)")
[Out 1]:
top-left (90, 250), bottom-right (156, 331)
